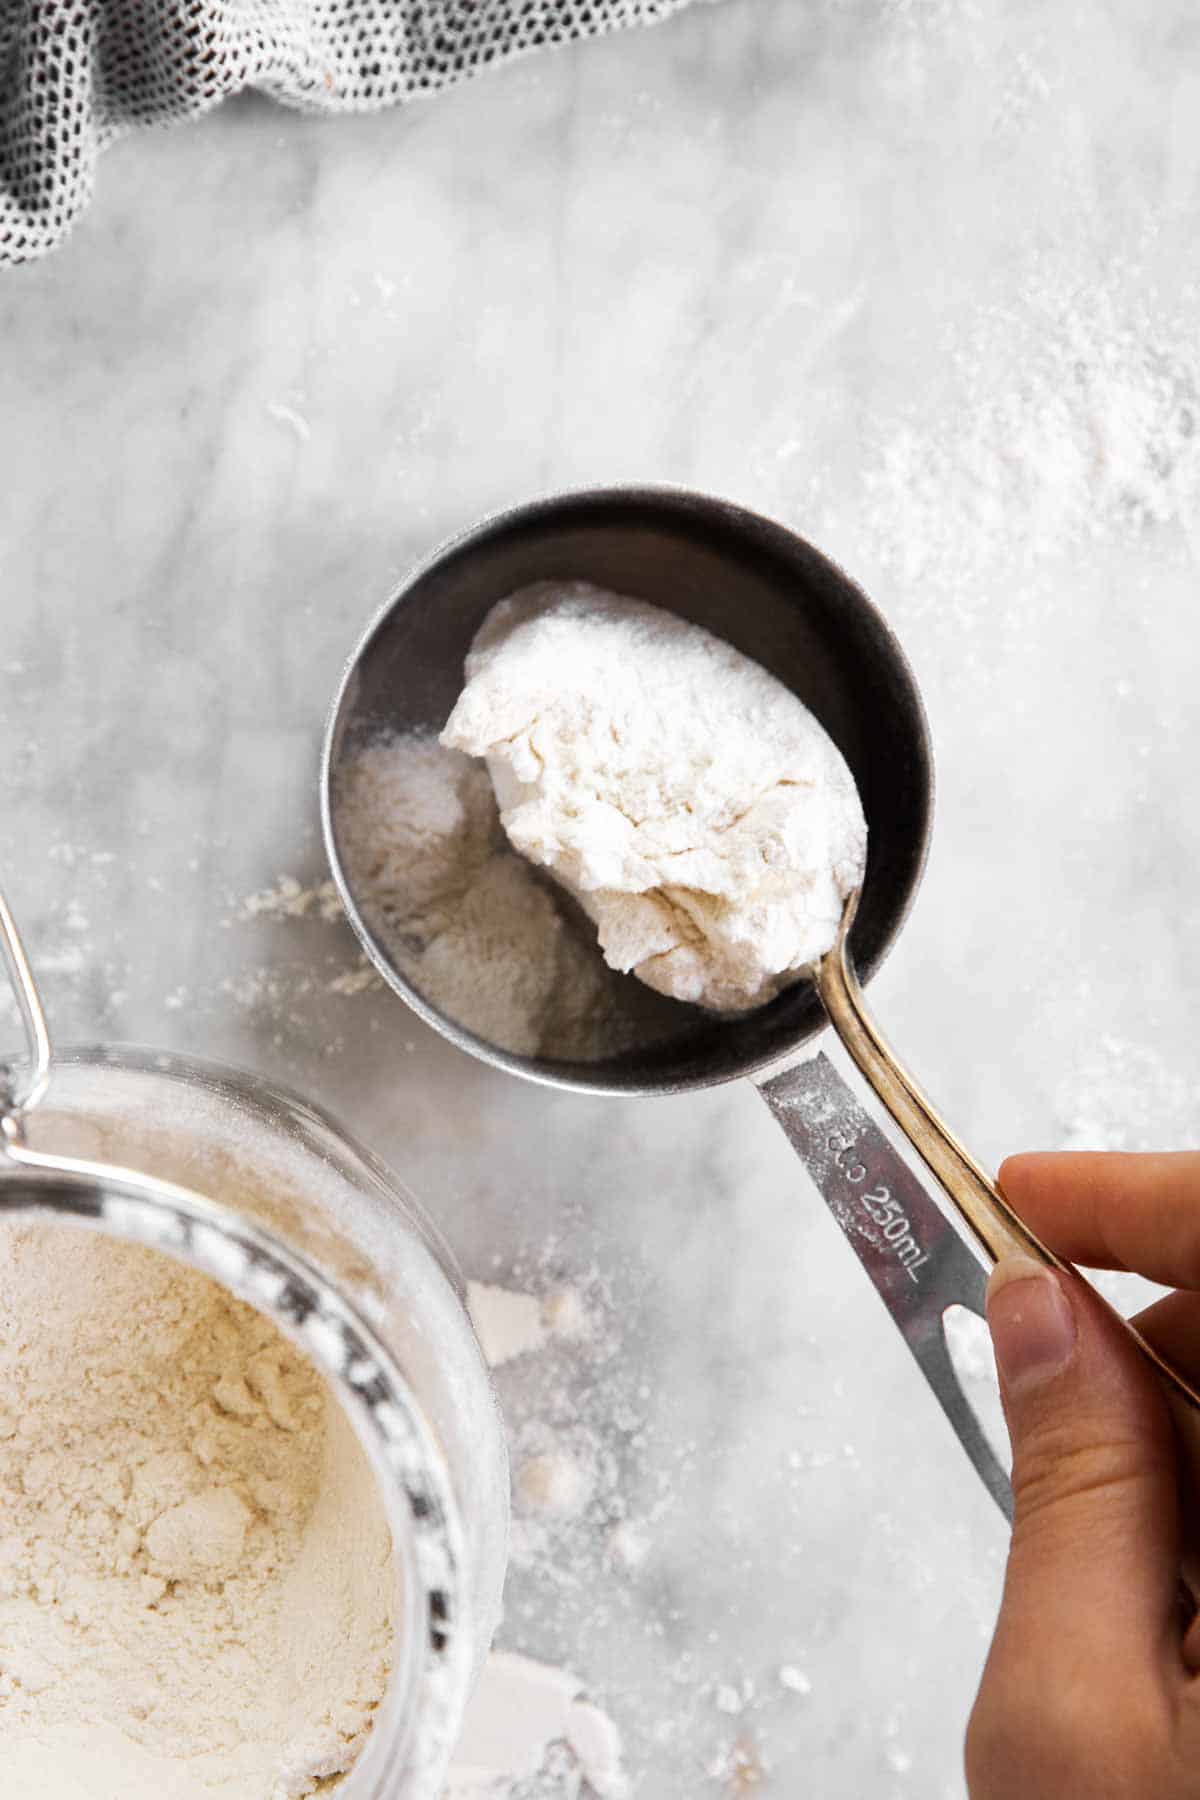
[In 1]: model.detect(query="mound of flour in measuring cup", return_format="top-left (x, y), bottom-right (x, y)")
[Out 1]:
top-left (334, 733), bottom-right (656, 1058)
top-left (441, 582), bottom-right (868, 1012)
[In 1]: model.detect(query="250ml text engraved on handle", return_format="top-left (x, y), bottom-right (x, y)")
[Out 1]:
top-left (827, 1133), bottom-right (930, 1284)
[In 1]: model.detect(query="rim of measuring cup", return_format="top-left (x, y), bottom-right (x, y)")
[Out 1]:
top-left (320, 483), bottom-right (935, 1098)
top-left (0, 1136), bottom-right (473, 1799)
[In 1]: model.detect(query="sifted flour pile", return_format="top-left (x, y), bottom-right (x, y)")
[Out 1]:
top-left (334, 733), bottom-right (677, 1060)
top-left (443, 583), bottom-right (868, 1013)
top-left (0, 1224), bottom-right (393, 1799)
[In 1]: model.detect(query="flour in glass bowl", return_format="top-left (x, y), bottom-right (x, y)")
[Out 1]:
top-left (0, 1225), bottom-right (393, 1800)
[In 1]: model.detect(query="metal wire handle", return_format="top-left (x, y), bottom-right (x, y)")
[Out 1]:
top-left (0, 889), bottom-right (52, 1129)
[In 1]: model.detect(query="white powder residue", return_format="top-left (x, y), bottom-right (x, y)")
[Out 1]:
top-left (515, 1448), bottom-right (596, 1519)
top-left (605, 1520), bottom-right (650, 1572)
top-left (480, 1265), bottom-right (665, 1615)
top-left (467, 1281), bottom-right (549, 1367)
top-left (467, 1280), bottom-right (593, 1369)
top-left (227, 875), bottom-right (381, 1014)
top-left (940, 1304), bottom-right (997, 1386)
top-left (265, 402), bottom-right (312, 444)
top-left (333, 733), bottom-right (678, 1060)
top-left (442, 582), bottom-right (867, 1013)
top-left (778, 1665), bottom-right (811, 1697)
top-left (540, 1286), bottom-right (590, 1343)
top-left (445, 1652), bottom-right (628, 1798)
top-left (563, 1699), bottom-right (626, 1795)
top-left (22, 943), bottom-right (86, 977)
top-left (854, 279), bottom-right (1200, 601)
top-left (0, 1224), bottom-right (393, 1798)
top-left (704, 1737), bottom-right (767, 1791)
top-left (326, 962), bottom-right (380, 996)
top-left (240, 875), bottom-right (344, 923)
top-left (1055, 1032), bottom-right (1200, 1152)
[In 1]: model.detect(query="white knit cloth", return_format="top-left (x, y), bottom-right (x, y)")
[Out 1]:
top-left (0, 0), bottom-right (697, 264)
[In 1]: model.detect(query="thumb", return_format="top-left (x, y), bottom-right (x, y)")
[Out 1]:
top-left (985, 1255), bottom-right (1180, 1679)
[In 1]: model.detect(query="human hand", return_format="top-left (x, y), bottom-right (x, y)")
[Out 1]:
top-left (967, 1152), bottom-right (1200, 1799)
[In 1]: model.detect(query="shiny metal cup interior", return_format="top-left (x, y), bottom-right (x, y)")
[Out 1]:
top-left (322, 487), bottom-right (933, 1095)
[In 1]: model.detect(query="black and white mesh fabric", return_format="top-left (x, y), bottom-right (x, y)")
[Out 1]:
top-left (1, 0), bottom-right (696, 264)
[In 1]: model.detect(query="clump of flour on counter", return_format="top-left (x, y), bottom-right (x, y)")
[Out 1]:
top-left (467, 1279), bottom-right (549, 1366)
top-left (0, 1224), bottom-right (393, 1799)
top-left (446, 1651), bottom-right (628, 1797)
top-left (240, 874), bottom-right (344, 923)
top-left (334, 732), bottom-right (676, 1059)
top-left (441, 583), bottom-right (867, 1013)
top-left (466, 1278), bottom-right (593, 1368)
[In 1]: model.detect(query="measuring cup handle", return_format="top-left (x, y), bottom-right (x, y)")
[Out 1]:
top-left (759, 1051), bottom-right (1012, 1520)
top-left (814, 927), bottom-right (1200, 1440)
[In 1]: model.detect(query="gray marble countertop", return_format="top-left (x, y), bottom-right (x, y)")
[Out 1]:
top-left (3, 0), bottom-right (1199, 1792)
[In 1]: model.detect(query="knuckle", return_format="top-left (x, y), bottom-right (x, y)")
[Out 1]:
top-left (1011, 1417), bottom-right (1168, 1531)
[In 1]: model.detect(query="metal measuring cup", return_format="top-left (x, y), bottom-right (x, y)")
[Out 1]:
top-left (321, 486), bottom-right (1200, 1518)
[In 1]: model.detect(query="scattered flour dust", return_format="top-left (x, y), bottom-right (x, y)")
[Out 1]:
top-left (332, 733), bottom-right (674, 1060)
top-left (1055, 1032), bottom-right (1200, 1152)
top-left (240, 875), bottom-right (344, 925)
top-left (456, 1264), bottom-right (835, 1796)
top-left (0, 1223), bottom-right (393, 1799)
top-left (448, 1278), bottom-right (631, 1798)
top-left (854, 275), bottom-right (1200, 600)
top-left (467, 1279), bottom-right (604, 1535)
top-left (233, 876), bottom-right (379, 1007)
